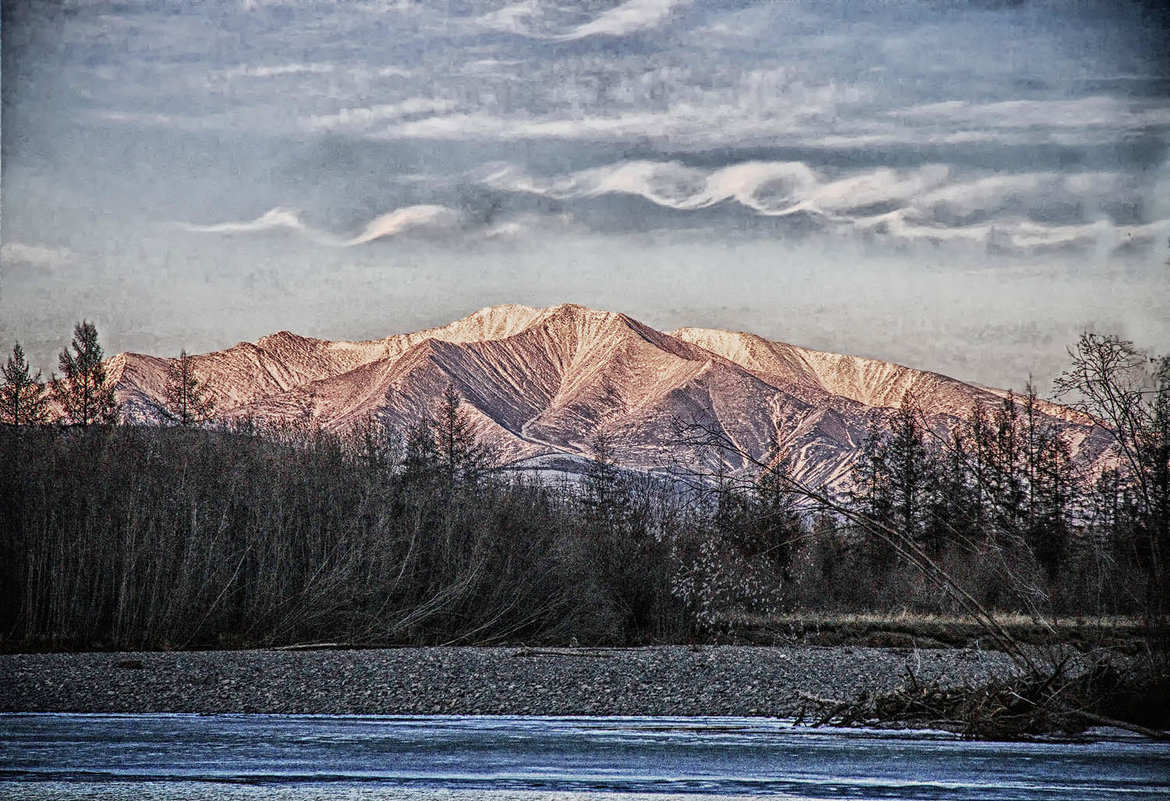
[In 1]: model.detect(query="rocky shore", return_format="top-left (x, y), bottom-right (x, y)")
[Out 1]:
top-left (0, 645), bottom-right (1028, 717)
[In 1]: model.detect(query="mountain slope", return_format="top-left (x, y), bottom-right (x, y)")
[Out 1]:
top-left (110, 304), bottom-right (1110, 487)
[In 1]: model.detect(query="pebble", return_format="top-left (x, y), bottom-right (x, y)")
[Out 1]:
top-left (0, 646), bottom-right (1027, 717)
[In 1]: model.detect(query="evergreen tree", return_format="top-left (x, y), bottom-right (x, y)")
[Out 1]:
top-left (1, 343), bottom-right (50, 425)
top-left (886, 394), bottom-right (933, 547)
top-left (748, 452), bottom-right (804, 573)
top-left (164, 349), bottom-right (216, 426)
top-left (52, 321), bottom-right (120, 425)
top-left (922, 429), bottom-right (976, 555)
top-left (1021, 386), bottom-right (1076, 581)
top-left (584, 432), bottom-right (628, 529)
top-left (849, 429), bottom-right (897, 568)
top-left (984, 392), bottom-right (1027, 538)
top-left (433, 385), bottom-right (493, 485)
top-left (403, 416), bottom-right (439, 481)
top-left (849, 394), bottom-right (936, 560)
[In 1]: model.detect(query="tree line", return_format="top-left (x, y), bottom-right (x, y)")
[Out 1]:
top-left (1, 324), bottom-right (1166, 650)
top-left (2, 321), bottom-right (215, 428)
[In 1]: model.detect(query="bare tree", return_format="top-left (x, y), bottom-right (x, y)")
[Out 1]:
top-left (164, 349), bottom-right (216, 426)
top-left (1055, 333), bottom-right (1169, 616)
top-left (1, 343), bottom-right (50, 425)
top-left (52, 321), bottom-right (120, 425)
top-left (679, 415), bottom-right (1042, 674)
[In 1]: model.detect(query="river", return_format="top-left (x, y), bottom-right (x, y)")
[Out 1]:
top-left (1, 714), bottom-right (1167, 799)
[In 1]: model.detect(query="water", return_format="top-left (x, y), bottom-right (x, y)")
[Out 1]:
top-left (1, 714), bottom-right (1167, 800)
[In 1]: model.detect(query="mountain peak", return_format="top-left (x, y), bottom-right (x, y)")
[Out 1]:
top-left (430, 304), bottom-right (544, 343)
top-left (109, 304), bottom-right (1113, 487)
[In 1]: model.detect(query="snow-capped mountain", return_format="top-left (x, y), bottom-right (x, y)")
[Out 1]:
top-left (107, 304), bottom-right (1110, 487)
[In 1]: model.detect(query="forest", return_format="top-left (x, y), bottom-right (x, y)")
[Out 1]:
top-left (0, 322), bottom-right (1167, 651)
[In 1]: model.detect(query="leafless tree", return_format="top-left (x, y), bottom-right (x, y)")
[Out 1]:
top-left (1055, 333), bottom-right (1169, 617)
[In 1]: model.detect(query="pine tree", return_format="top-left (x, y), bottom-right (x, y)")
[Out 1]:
top-left (164, 350), bottom-right (216, 426)
top-left (585, 432), bottom-right (627, 528)
top-left (850, 394), bottom-right (935, 554)
top-left (749, 451), bottom-right (803, 573)
top-left (402, 416), bottom-right (440, 483)
top-left (52, 321), bottom-right (120, 425)
top-left (433, 385), bottom-right (493, 485)
top-left (1020, 385), bottom-right (1075, 582)
top-left (886, 394), bottom-right (932, 547)
top-left (1, 343), bottom-right (50, 425)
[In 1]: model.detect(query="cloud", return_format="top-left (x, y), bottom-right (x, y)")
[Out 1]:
top-left (483, 159), bottom-right (820, 216)
top-left (179, 207), bottom-right (323, 238)
top-left (909, 172), bottom-right (1137, 227)
top-left (478, 0), bottom-right (546, 36)
top-left (345, 205), bottom-right (460, 244)
top-left (894, 96), bottom-right (1170, 130)
top-left (556, 0), bottom-right (690, 40)
top-left (0, 242), bottom-right (75, 268)
top-left (478, 158), bottom-right (1169, 255)
top-left (303, 99), bottom-right (460, 134)
top-left (477, 0), bottom-right (689, 40)
top-left (219, 63), bottom-right (337, 79)
top-left (180, 205), bottom-right (462, 246)
top-left (856, 213), bottom-right (1170, 256)
top-left (484, 160), bottom-right (951, 220)
top-left (807, 166), bottom-right (952, 216)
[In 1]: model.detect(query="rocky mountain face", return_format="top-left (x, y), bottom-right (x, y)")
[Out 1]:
top-left (108, 304), bottom-right (1111, 488)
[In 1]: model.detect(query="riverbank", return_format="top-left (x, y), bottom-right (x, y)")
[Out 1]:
top-left (0, 645), bottom-right (1034, 717)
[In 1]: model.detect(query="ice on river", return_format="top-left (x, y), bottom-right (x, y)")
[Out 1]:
top-left (1, 714), bottom-right (1167, 799)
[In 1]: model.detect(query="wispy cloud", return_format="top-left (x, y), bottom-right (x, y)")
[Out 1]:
top-left (556, 0), bottom-right (690, 40)
top-left (483, 160), bottom-right (819, 215)
top-left (480, 158), bottom-right (1168, 255)
top-left (303, 99), bottom-right (460, 134)
top-left (894, 96), bottom-right (1170, 130)
top-left (346, 206), bottom-right (460, 244)
top-left (181, 205), bottom-right (463, 246)
top-left (478, 0), bottom-right (689, 40)
top-left (218, 62), bottom-right (338, 79)
top-left (0, 242), bottom-right (75, 268)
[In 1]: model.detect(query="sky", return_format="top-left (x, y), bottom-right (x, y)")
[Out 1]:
top-left (2, 0), bottom-right (1168, 392)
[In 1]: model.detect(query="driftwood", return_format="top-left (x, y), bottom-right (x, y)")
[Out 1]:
top-left (795, 659), bottom-right (1169, 741)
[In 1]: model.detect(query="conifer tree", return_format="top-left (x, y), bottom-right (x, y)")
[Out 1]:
top-left (432, 385), bottom-right (493, 485)
top-left (849, 394), bottom-right (935, 559)
top-left (585, 432), bottom-right (627, 528)
top-left (886, 394), bottom-right (932, 546)
top-left (404, 416), bottom-right (439, 480)
top-left (164, 349), bottom-right (216, 426)
top-left (1, 343), bottom-right (50, 425)
top-left (52, 321), bottom-right (120, 425)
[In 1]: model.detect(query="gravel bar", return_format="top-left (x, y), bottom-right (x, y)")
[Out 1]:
top-left (0, 646), bottom-right (1028, 717)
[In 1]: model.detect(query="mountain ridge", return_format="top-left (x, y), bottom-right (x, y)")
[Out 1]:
top-left (110, 304), bottom-right (1111, 487)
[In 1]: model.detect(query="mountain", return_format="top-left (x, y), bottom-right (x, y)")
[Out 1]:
top-left (108, 304), bottom-right (1111, 487)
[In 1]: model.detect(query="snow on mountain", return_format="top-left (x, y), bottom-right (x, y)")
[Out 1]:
top-left (110, 303), bottom-right (1111, 487)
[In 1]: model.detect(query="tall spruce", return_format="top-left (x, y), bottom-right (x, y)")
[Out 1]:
top-left (164, 349), bottom-right (216, 425)
top-left (1, 343), bottom-right (50, 425)
top-left (585, 432), bottom-right (628, 528)
top-left (52, 321), bottom-right (120, 425)
top-left (848, 393), bottom-right (935, 560)
top-left (433, 384), bottom-right (493, 485)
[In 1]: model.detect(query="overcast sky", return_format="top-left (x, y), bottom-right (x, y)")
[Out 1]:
top-left (2, 0), bottom-right (1168, 391)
